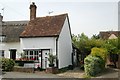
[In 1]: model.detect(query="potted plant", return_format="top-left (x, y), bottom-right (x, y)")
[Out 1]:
top-left (46, 54), bottom-right (57, 74)
top-left (48, 53), bottom-right (56, 67)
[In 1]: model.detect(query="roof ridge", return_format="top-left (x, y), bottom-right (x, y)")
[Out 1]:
top-left (36, 13), bottom-right (68, 19)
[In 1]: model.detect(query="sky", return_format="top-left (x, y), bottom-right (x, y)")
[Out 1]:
top-left (0, 0), bottom-right (119, 37)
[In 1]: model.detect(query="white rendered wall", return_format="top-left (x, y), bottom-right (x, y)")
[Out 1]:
top-left (20, 37), bottom-right (56, 55)
top-left (1, 42), bottom-right (21, 59)
top-left (58, 17), bottom-right (73, 69)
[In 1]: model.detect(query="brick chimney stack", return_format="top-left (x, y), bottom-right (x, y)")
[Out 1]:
top-left (30, 2), bottom-right (37, 20)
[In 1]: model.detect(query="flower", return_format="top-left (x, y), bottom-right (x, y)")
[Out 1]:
top-left (16, 58), bottom-right (21, 60)
top-left (32, 58), bottom-right (35, 60)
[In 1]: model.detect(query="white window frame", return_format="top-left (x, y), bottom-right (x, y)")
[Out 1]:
top-left (24, 50), bottom-right (39, 61)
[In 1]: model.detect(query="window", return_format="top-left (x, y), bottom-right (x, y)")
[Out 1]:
top-left (24, 50), bottom-right (39, 61)
top-left (30, 51), bottom-right (33, 55)
top-left (0, 50), bottom-right (4, 57)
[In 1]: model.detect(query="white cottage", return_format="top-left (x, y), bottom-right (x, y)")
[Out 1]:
top-left (20, 2), bottom-right (73, 69)
top-left (0, 13), bottom-right (28, 59)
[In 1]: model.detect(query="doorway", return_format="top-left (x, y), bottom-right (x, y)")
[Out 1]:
top-left (10, 49), bottom-right (16, 60)
top-left (41, 50), bottom-right (50, 69)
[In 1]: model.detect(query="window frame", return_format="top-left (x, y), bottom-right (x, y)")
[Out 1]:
top-left (24, 50), bottom-right (40, 61)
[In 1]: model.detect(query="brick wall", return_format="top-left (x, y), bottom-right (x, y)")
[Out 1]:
top-left (14, 67), bottom-right (35, 73)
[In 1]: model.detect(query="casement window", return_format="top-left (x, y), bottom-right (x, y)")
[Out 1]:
top-left (0, 50), bottom-right (4, 57)
top-left (24, 50), bottom-right (40, 61)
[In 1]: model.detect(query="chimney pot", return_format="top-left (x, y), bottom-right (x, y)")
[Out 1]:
top-left (32, 2), bottom-right (35, 5)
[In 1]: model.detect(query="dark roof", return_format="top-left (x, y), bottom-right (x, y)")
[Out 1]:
top-left (1, 21), bottom-right (28, 42)
top-left (99, 31), bottom-right (120, 39)
top-left (20, 13), bottom-right (68, 38)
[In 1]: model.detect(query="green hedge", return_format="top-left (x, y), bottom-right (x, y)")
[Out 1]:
top-left (1, 58), bottom-right (15, 71)
top-left (84, 55), bottom-right (105, 76)
top-left (91, 47), bottom-right (107, 61)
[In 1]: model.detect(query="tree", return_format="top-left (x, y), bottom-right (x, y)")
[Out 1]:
top-left (72, 34), bottom-right (79, 48)
top-left (72, 33), bottom-right (105, 58)
top-left (102, 38), bottom-right (120, 68)
top-left (91, 34), bottom-right (100, 39)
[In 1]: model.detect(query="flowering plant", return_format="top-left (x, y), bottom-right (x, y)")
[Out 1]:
top-left (16, 58), bottom-right (35, 61)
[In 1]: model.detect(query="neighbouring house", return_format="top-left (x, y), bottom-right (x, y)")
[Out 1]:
top-left (99, 31), bottom-right (120, 68)
top-left (0, 2), bottom-right (76, 69)
top-left (0, 13), bottom-right (28, 59)
top-left (99, 31), bottom-right (120, 39)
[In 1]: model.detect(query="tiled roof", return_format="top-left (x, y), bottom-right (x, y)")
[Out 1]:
top-left (99, 31), bottom-right (120, 39)
top-left (20, 13), bottom-right (68, 37)
top-left (1, 21), bottom-right (28, 42)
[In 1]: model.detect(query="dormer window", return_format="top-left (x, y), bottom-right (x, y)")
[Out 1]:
top-left (0, 35), bottom-right (6, 42)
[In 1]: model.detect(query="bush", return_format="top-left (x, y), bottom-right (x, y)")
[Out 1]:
top-left (84, 55), bottom-right (105, 76)
top-left (91, 47), bottom-right (107, 61)
top-left (1, 58), bottom-right (15, 71)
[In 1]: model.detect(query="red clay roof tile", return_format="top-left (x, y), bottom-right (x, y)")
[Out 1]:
top-left (20, 13), bottom-right (68, 37)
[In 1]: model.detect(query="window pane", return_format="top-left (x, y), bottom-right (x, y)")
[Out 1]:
top-left (30, 56), bottom-right (33, 59)
top-left (35, 51), bottom-right (38, 55)
top-left (30, 51), bottom-right (33, 55)
top-left (27, 51), bottom-right (28, 55)
top-left (34, 51), bottom-right (36, 55)
top-left (24, 51), bottom-right (28, 55)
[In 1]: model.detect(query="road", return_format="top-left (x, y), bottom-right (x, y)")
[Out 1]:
top-left (2, 71), bottom-right (64, 78)
top-left (1, 67), bottom-right (120, 79)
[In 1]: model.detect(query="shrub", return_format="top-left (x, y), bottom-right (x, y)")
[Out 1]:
top-left (1, 58), bottom-right (15, 71)
top-left (91, 47), bottom-right (107, 61)
top-left (84, 55), bottom-right (105, 76)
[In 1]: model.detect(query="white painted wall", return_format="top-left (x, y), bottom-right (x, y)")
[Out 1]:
top-left (20, 37), bottom-right (57, 68)
top-left (58, 17), bottom-right (73, 69)
top-left (1, 42), bottom-right (21, 58)
top-left (20, 37), bottom-right (56, 55)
